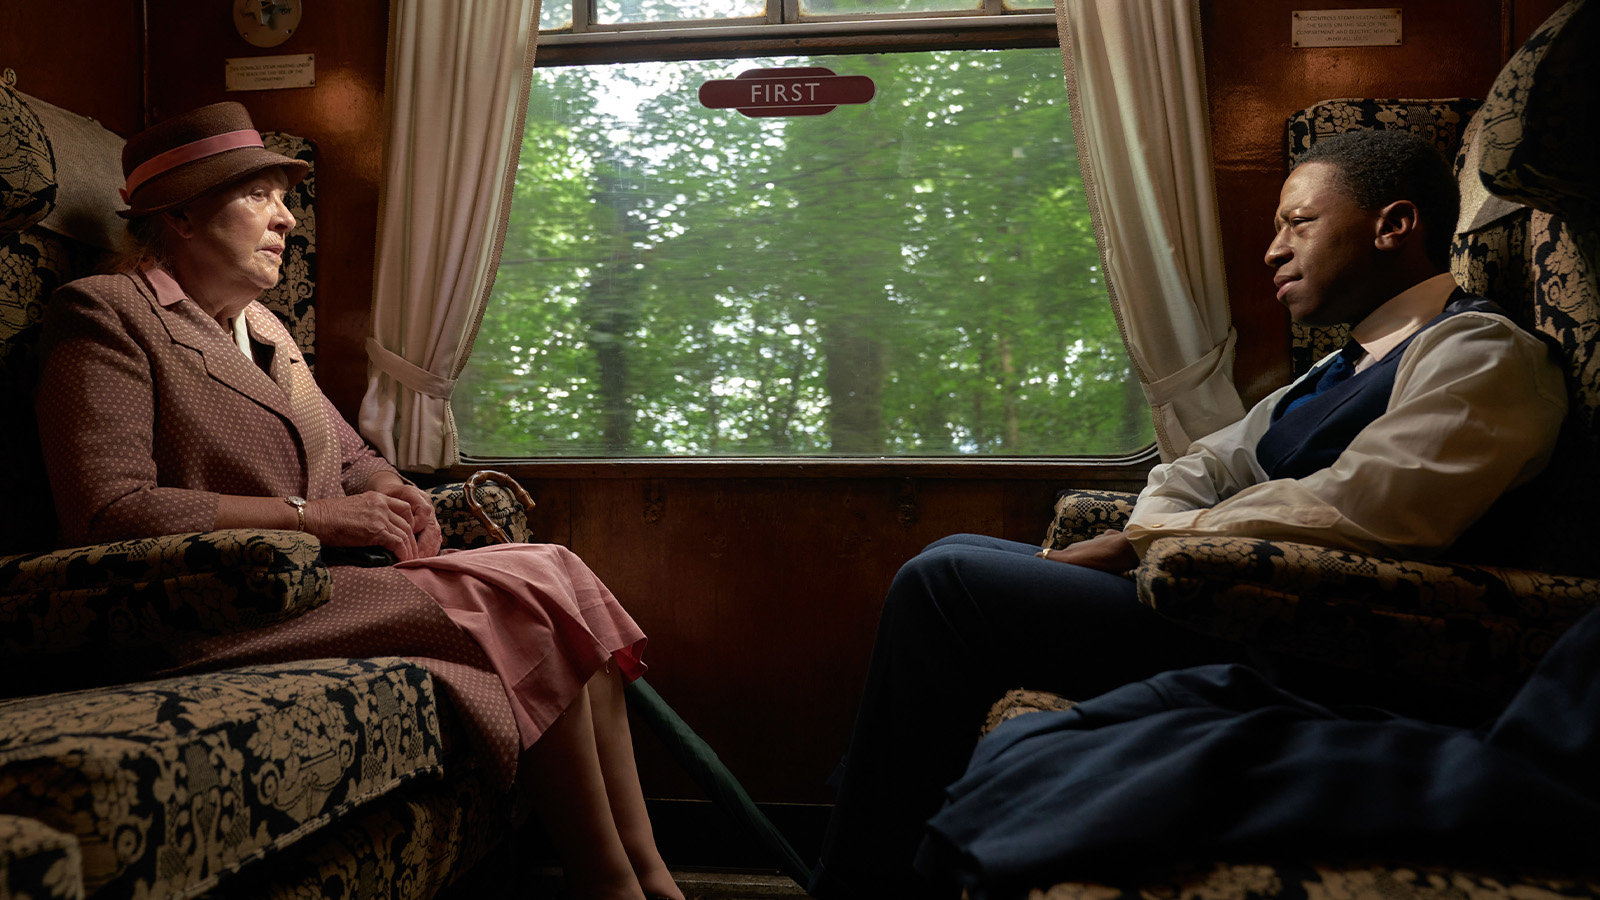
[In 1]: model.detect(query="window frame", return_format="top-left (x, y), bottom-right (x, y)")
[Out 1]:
top-left (458, 2), bottom-right (1159, 474)
top-left (536, 1), bottom-right (1061, 62)
top-left (540, 0), bottom-right (1057, 45)
top-left (535, 21), bottom-right (1066, 83)
top-left (446, 450), bottom-right (1161, 485)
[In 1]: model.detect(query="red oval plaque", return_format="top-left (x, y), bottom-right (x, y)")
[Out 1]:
top-left (699, 67), bottom-right (877, 118)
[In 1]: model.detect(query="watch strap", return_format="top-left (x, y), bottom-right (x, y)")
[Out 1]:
top-left (284, 496), bottom-right (307, 532)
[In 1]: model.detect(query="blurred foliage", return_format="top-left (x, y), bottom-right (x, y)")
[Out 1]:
top-left (455, 48), bottom-right (1153, 457)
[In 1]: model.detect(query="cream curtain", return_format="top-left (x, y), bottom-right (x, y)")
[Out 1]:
top-left (359, 0), bottom-right (541, 470)
top-left (1055, 0), bottom-right (1243, 460)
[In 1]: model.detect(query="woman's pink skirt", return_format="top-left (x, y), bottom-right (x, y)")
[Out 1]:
top-left (396, 543), bottom-right (647, 750)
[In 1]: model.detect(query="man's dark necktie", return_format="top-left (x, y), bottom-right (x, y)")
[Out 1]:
top-left (1284, 341), bottom-right (1361, 414)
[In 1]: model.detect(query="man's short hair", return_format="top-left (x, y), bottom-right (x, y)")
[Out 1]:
top-left (1295, 129), bottom-right (1459, 270)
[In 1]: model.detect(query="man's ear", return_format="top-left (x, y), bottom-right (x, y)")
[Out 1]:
top-left (1374, 199), bottom-right (1420, 252)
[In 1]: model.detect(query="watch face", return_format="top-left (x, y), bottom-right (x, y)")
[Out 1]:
top-left (235, 0), bottom-right (303, 48)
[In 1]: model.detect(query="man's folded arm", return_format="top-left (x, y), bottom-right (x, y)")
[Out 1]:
top-left (1124, 313), bottom-right (1567, 560)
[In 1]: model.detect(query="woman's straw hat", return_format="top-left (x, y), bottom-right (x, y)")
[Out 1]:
top-left (117, 101), bottom-right (309, 219)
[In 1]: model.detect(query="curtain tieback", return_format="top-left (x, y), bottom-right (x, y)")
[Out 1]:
top-left (366, 337), bottom-right (458, 399)
top-left (1140, 327), bottom-right (1238, 407)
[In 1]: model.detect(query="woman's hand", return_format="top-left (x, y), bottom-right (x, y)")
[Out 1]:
top-left (362, 474), bottom-right (443, 559)
top-left (300, 493), bottom-right (422, 561)
top-left (1037, 529), bottom-right (1139, 573)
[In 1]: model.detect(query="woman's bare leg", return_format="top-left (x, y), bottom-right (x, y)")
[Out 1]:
top-left (588, 663), bottom-right (685, 900)
top-left (520, 685), bottom-right (646, 900)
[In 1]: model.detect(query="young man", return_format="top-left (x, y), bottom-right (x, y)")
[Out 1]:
top-left (808, 129), bottom-right (1568, 900)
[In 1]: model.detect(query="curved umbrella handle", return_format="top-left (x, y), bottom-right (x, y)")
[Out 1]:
top-left (464, 469), bottom-right (537, 544)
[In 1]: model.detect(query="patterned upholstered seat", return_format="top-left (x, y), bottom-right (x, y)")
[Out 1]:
top-left (1011, 1), bottom-right (1600, 898)
top-left (0, 72), bottom-right (531, 900)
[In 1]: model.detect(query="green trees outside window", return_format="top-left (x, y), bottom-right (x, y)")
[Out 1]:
top-left (455, 48), bottom-right (1153, 458)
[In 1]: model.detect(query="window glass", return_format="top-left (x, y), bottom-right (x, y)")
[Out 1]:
top-left (457, 48), bottom-right (1151, 457)
top-left (799, 0), bottom-right (982, 16)
top-left (540, 0), bottom-right (572, 31)
top-left (595, 0), bottom-right (765, 26)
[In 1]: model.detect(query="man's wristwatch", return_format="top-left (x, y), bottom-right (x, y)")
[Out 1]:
top-left (284, 496), bottom-right (307, 531)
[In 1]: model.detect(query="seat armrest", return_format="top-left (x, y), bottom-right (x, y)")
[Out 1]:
top-left (428, 481), bottom-right (534, 549)
top-left (0, 528), bottom-right (329, 657)
top-left (1043, 489), bottom-right (1139, 550)
top-left (982, 688), bottom-right (1078, 737)
top-left (1136, 535), bottom-right (1600, 699)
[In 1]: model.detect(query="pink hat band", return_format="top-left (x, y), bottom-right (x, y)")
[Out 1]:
top-left (120, 129), bottom-right (265, 203)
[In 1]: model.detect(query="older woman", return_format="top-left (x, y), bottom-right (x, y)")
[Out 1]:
top-left (35, 102), bottom-right (682, 900)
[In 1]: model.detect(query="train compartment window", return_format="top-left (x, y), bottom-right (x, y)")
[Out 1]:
top-left (456, 4), bottom-right (1149, 459)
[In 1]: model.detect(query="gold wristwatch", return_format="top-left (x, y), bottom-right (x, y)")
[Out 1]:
top-left (284, 495), bottom-right (307, 531)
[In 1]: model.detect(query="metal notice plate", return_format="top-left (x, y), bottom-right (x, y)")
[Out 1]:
top-left (225, 54), bottom-right (316, 92)
top-left (1292, 9), bottom-right (1402, 48)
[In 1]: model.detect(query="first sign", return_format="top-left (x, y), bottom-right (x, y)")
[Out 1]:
top-left (699, 67), bottom-right (876, 118)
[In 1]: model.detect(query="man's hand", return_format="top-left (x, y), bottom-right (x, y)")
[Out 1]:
top-left (1038, 529), bottom-right (1138, 573)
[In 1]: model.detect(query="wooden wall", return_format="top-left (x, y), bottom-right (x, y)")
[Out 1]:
top-left (1, 0), bottom-right (1566, 811)
top-left (3, 3), bottom-right (143, 135)
top-left (460, 461), bottom-right (1149, 804)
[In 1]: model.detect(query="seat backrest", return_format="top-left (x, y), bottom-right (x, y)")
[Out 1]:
top-left (1451, 0), bottom-right (1599, 573)
top-left (0, 71), bottom-right (319, 552)
top-left (1454, 0), bottom-right (1599, 453)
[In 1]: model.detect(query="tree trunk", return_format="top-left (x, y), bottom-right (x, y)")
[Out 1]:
top-left (823, 319), bottom-right (886, 453)
top-left (584, 169), bottom-right (644, 454)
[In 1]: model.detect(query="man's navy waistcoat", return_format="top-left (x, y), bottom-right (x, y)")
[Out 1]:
top-left (1255, 291), bottom-right (1504, 481)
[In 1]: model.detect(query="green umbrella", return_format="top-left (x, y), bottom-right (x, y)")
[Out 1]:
top-left (626, 678), bottom-right (815, 888)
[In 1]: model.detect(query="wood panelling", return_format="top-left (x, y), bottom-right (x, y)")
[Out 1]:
top-left (450, 463), bottom-right (1149, 802)
top-left (1, 2), bottom-right (143, 135)
top-left (1514, 0), bottom-right (1569, 45)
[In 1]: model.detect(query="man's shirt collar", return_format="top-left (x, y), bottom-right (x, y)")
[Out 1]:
top-left (1350, 272), bottom-right (1457, 368)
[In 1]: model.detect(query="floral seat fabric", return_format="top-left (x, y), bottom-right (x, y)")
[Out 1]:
top-left (0, 659), bottom-right (444, 900)
top-left (0, 483), bottom-right (533, 670)
top-left (0, 69), bottom-right (55, 236)
top-left (1042, 482), bottom-right (1600, 703)
top-left (0, 814), bottom-right (82, 900)
top-left (1024, 862), bottom-right (1600, 900)
top-left (0, 530), bottom-right (329, 661)
top-left (206, 767), bottom-right (501, 900)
